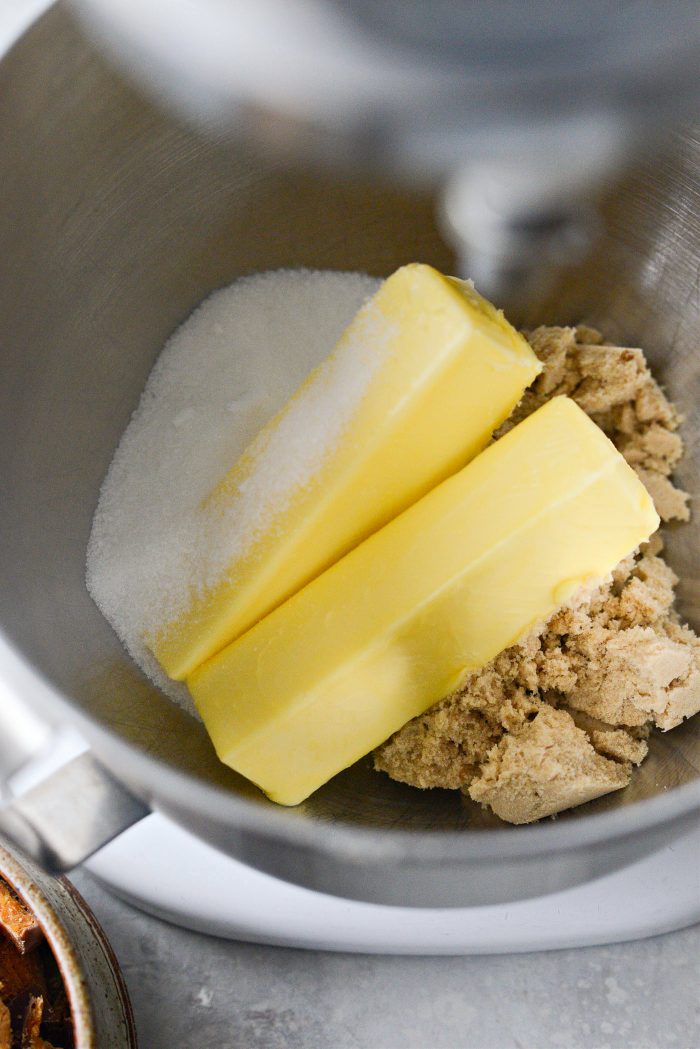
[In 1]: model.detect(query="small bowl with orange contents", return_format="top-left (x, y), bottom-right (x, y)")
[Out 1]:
top-left (0, 843), bottom-right (136, 1049)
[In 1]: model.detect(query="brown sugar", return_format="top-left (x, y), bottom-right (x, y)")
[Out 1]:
top-left (468, 706), bottom-right (632, 825)
top-left (374, 325), bottom-right (698, 823)
top-left (495, 325), bottom-right (689, 521)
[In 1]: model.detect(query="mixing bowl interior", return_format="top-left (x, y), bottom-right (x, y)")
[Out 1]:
top-left (0, 6), bottom-right (699, 844)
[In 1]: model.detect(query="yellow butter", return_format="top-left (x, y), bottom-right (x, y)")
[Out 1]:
top-left (188, 397), bottom-right (659, 805)
top-left (151, 264), bottom-right (541, 680)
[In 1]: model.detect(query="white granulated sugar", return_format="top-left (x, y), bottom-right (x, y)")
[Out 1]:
top-left (227, 304), bottom-right (396, 562)
top-left (86, 269), bottom-right (381, 713)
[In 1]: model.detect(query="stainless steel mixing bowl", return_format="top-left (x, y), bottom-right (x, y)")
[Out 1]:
top-left (0, 5), bottom-right (698, 906)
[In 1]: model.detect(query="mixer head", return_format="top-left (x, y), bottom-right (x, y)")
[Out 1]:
top-left (73, 0), bottom-right (700, 305)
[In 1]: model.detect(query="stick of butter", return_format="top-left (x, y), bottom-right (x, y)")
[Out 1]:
top-left (188, 397), bottom-right (659, 805)
top-left (151, 264), bottom-right (541, 680)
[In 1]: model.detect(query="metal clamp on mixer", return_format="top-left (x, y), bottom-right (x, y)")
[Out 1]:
top-left (0, 662), bottom-right (147, 870)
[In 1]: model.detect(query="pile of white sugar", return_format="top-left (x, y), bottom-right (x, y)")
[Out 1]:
top-left (87, 268), bottom-right (381, 713)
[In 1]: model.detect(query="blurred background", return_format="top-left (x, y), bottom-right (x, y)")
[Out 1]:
top-left (69, 0), bottom-right (700, 309)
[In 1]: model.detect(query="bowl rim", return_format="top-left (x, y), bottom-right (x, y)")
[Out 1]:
top-left (2, 627), bottom-right (699, 866)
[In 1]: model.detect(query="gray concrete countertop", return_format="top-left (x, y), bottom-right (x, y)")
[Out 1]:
top-left (72, 870), bottom-right (699, 1049)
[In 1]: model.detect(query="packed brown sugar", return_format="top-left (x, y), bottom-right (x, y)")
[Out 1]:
top-left (375, 323), bottom-right (698, 822)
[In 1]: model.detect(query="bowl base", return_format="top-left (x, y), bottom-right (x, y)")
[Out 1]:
top-left (85, 813), bottom-right (700, 955)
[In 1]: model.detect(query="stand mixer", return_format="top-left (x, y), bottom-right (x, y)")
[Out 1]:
top-left (73, 0), bottom-right (700, 306)
top-left (0, 2), bottom-right (699, 950)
